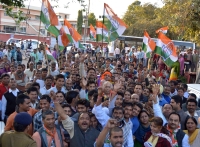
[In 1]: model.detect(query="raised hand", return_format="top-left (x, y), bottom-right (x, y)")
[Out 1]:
top-left (49, 91), bottom-right (56, 102)
top-left (152, 84), bottom-right (160, 95)
top-left (106, 119), bottom-right (118, 129)
top-left (114, 80), bottom-right (122, 91)
top-left (81, 77), bottom-right (87, 89)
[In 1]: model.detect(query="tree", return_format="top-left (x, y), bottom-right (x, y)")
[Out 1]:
top-left (88, 13), bottom-right (96, 27)
top-left (4, 7), bottom-right (27, 32)
top-left (77, 10), bottom-right (83, 35)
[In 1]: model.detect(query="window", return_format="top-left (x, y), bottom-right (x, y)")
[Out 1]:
top-left (3, 26), bottom-right (16, 33)
top-left (35, 15), bottom-right (40, 20)
top-left (40, 29), bottom-right (45, 35)
top-left (65, 15), bottom-right (69, 19)
top-left (20, 27), bottom-right (26, 33)
top-left (57, 15), bottom-right (62, 19)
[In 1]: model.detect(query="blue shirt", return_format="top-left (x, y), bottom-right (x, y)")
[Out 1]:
top-left (130, 116), bottom-right (139, 134)
top-left (161, 93), bottom-right (171, 103)
top-left (159, 96), bottom-right (168, 107)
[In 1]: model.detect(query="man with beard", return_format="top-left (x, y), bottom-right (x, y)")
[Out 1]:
top-left (123, 103), bottom-right (133, 130)
top-left (50, 91), bottom-right (99, 147)
top-left (185, 99), bottom-right (200, 128)
top-left (134, 84), bottom-right (147, 103)
top-left (32, 110), bottom-right (67, 147)
top-left (94, 88), bottom-right (133, 147)
top-left (95, 119), bottom-right (124, 147)
top-left (11, 64), bottom-right (28, 92)
top-left (182, 93), bottom-right (200, 111)
top-left (166, 112), bottom-right (190, 147)
top-left (160, 85), bottom-right (171, 104)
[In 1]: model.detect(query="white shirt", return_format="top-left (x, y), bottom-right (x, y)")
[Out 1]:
top-left (24, 69), bottom-right (34, 80)
top-left (184, 91), bottom-right (189, 98)
top-left (50, 70), bottom-right (59, 77)
top-left (40, 86), bottom-right (52, 95)
top-left (30, 101), bottom-right (39, 109)
top-left (36, 79), bottom-right (45, 88)
top-left (114, 48), bottom-right (120, 54)
top-left (1, 88), bottom-right (19, 120)
top-left (46, 86), bottom-right (67, 94)
top-left (170, 89), bottom-right (178, 97)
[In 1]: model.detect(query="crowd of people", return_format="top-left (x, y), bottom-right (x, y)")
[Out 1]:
top-left (0, 40), bottom-right (199, 147)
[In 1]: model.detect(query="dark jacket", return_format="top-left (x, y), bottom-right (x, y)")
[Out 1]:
top-left (70, 123), bottom-right (100, 147)
top-left (143, 132), bottom-right (171, 147)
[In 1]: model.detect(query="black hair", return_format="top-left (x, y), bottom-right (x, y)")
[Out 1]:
top-left (171, 95), bottom-right (182, 108)
top-left (168, 112), bottom-right (181, 122)
top-left (17, 64), bottom-right (23, 68)
top-left (41, 68), bottom-right (48, 72)
top-left (87, 68), bottom-right (96, 73)
top-left (117, 91), bottom-right (124, 98)
top-left (66, 91), bottom-right (79, 104)
top-left (133, 102), bottom-right (143, 111)
top-left (123, 102), bottom-right (133, 108)
top-left (13, 122), bottom-right (28, 132)
top-left (56, 91), bottom-right (65, 98)
top-left (87, 80), bottom-right (96, 87)
top-left (55, 74), bottom-right (65, 81)
top-left (112, 106), bottom-right (124, 114)
top-left (62, 104), bottom-right (71, 109)
top-left (42, 110), bottom-right (54, 119)
top-left (185, 116), bottom-right (198, 130)
top-left (1, 73), bottom-right (10, 79)
top-left (186, 99), bottom-right (197, 106)
top-left (77, 99), bottom-right (90, 108)
top-left (40, 95), bottom-right (51, 103)
top-left (162, 103), bottom-right (173, 110)
top-left (170, 80), bottom-right (178, 86)
top-left (189, 93), bottom-right (197, 99)
top-left (27, 87), bottom-right (38, 94)
top-left (31, 82), bottom-right (40, 89)
top-left (44, 75), bottom-right (54, 81)
top-left (181, 83), bottom-right (188, 90)
top-left (109, 127), bottom-right (123, 137)
top-left (93, 93), bottom-right (98, 103)
top-left (16, 94), bottom-right (30, 106)
top-left (138, 110), bottom-right (149, 120)
top-left (88, 89), bottom-right (97, 97)
top-left (177, 87), bottom-right (184, 92)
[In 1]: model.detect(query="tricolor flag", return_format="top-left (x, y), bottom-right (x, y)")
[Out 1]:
top-left (63, 19), bottom-right (84, 49)
top-left (103, 3), bottom-right (127, 42)
top-left (40, 0), bottom-right (62, 37)
top-left (57, 26), bottom-right (71, 51)
top-left (142, 31), bottom-right (156, 58)
top-left (154, 32), bottom-right (178, 67)
top-left (90, 24), bottom-right (96, 40)
top-left (46, 47), bottom-right (55, 61)
top-left (156, 26), bottom-right (168, 34)
top-left (96, 21), bottom-right (108, 42)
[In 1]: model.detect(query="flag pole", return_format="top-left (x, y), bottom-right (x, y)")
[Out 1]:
top-left (102, 4), bottom-right (105, 49)
top-left (37, 3), bottom-right (43, 49)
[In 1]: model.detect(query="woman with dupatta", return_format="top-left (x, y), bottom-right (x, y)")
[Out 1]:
top-left (184, 117), bottom-right (200, 147)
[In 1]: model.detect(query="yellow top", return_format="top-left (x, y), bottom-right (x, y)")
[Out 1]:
top-left (147, 135), bottom-right (159, 147)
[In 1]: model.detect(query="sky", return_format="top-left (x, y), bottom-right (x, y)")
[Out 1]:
top-left (25, 0), bottom-right (163, 20)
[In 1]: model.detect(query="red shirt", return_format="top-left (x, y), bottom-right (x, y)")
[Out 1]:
top-left (0, 83), bottom-right (8, 100)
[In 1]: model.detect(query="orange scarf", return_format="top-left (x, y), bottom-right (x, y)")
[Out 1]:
top-left (167, 125), bottom-right (180, 147)
top-left (43, 125), bottom-right (56, 147)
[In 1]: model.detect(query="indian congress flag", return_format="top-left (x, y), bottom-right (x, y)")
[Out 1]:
top-left (57, 26), bottom-right (71, 51)
top-left (103, 3), bottom-right (127, 42)
top-left (155, 32), bottom-right (178, 67)
top-left (40, 0), bottom-right (62, 37)
top-left (96, 21), bottom-right (109, 42)
top-left (90, 24), bottom-right (96, 40)
top-left (46, 47), bottom-right (55, 61)
top-left (142, 31), bottom-right (156, 58)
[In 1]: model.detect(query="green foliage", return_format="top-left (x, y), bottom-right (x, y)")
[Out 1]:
top-left (88, 13), bottom-right (96, 27)
top-left (77, 10), bottom-right (83, 34)
top-left (123, 0), bottom-right (200, 45)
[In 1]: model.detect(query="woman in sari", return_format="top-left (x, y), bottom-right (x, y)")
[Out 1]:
top-left (143, 117), bottom-right (172, 147)
top-left (134, 110), bottom-right (151, 147)
top-left (184, 117), bottom-right (200, 147)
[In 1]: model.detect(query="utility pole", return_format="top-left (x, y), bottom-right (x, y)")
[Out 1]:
top-left (83, 0), bottom-right (90, 43)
